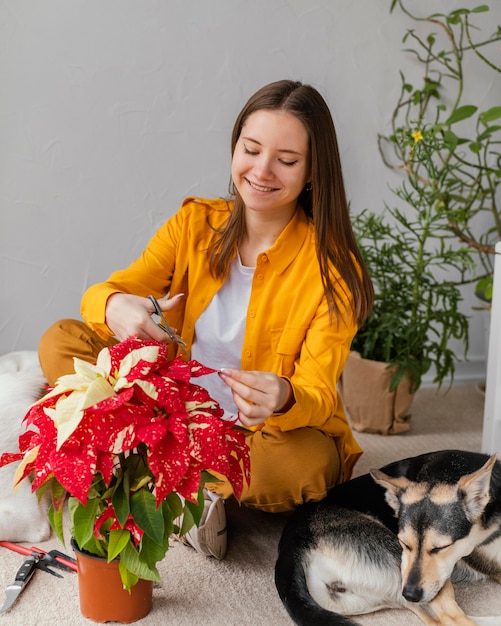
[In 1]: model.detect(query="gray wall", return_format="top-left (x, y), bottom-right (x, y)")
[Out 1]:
top-left (1, 0), bottom-right (497, 383)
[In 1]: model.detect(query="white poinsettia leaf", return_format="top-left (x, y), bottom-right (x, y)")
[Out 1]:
top-left (54, 378), bottom-right (115, 448)
top-left (116, 345), bottom-right (160, 380)
top-left (35, 372), bottom-right (90, 405)
top-left (81, 377), bottom-right (116, 409)
top-left (96, 346), bottom-right (112, 377)
top-left (13, 445), bottom-right (40, 490)
top-left (73, 356), bottom-right (107, 381)
top-left (130, 379), bottom-right (159, 400)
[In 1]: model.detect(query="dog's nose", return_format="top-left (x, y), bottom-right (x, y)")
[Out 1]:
top-left (402, 585), bottom-right (423, 603)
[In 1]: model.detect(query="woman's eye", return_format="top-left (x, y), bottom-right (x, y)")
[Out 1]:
top-left (243, 144), bottom-right (258, 156)
top-left (279, 159), bottom-right (298, 167)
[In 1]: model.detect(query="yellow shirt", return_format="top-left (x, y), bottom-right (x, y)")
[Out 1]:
top-left (81, 197), bottom-right (362, 477)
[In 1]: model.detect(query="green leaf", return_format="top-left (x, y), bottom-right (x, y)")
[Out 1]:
top-left (107, 528), bottom-right (131, 561)
top-left (445, 105), bottom-right (478, 125)
top-left (471, 5), bottom-right (489, 13)
top-left (480, 107), bottom-right (501, 123)
top-left (443, 130), bottom-right (458, 150)
top-left (69, 496), bottom-right (102, 547)
top-left (130, 489), bottom-right (164, 544)
top-left (477, 125), bottom-right (501, 140)
top-left (179, 486), bottom-right (205, 535)
top-left (48, 480), bottom-right (67, 544)
top-left (112, 475), bottom-right (130, 528)
top-left (164, 492), bottom-right (183, 519)
top-left (120, 541), bottom-right (161, 586)
top-left (447, 13), bottom-right (462, 25)
top-left (469, 142), bottom-right (482, 153)
top-left (48, 503), bottom-right (65, 546)
top-left (119, 560), bottom-right (139, 591)
top-left (139, 533), bottom-right (169, 566)
top-left (475, 276), bottom-right (493, 302)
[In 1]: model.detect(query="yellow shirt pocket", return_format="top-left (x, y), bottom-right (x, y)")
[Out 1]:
top-left (271, 326), bottom-right (307, 377)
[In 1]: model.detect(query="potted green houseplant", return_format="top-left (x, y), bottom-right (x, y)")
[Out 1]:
top-left (0, 336), bottom-right (250, 622)
top-left (382, 1), bottom-right (501, 306)
top-left (340, 207), bottom-right (470, 435)
top-left (340, 1), bottom-right (500, 435)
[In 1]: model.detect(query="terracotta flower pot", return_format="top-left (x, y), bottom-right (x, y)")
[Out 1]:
top-left (72, 541), bottom-right (153, 623)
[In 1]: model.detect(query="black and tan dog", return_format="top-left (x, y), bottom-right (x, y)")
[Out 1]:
top-left (275, 450), bottom-right (501, 626)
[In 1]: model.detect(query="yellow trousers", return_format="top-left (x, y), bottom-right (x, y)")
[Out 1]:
top-left (38, 319), bottom-right (343, 512)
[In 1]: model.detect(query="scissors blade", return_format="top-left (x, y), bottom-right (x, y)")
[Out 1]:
top-left (0, 555), bottom-right (38, 614)
top-left (148, 295), bottom-right (188, 356)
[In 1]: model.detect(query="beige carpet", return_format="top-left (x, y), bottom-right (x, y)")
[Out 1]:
top-left (1, 384), bottom-right (500, 625)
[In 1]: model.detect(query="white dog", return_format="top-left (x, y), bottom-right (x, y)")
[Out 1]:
top-left (0, 351), bottom-right (51, 542)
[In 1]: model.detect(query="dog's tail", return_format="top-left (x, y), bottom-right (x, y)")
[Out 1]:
top-left (274, 504), bottom-right (361, 626)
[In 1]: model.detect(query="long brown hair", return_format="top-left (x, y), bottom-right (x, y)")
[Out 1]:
top-left (208, 79), bottom-right (374, 326)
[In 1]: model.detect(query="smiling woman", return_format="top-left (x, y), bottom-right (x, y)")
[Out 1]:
top-left (38, 79), bottom-right (374, 562)
top-left (231, 109), bottom-right (311, 267)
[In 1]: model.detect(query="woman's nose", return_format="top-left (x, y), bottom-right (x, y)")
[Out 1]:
top-left (253, 155), bottom-right (273, 178)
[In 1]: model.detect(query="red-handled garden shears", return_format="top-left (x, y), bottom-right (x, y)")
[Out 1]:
top-left (0, 541), bottom-right (77, 615)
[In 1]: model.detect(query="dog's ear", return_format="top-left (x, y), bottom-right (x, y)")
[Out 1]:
top-left (458, 454), bottom-right (497, 522)
top-left (370, 469), bottom-right (411, 515)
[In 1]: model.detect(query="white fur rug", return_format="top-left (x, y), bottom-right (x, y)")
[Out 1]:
top-left (0, 351), bottom-right (50, 543)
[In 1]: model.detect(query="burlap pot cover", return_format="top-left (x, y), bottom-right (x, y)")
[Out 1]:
top-left (339, 351), bottom-right (414, 435)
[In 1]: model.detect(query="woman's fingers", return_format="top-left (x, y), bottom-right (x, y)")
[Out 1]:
top-left (105, 293), bottom-right (183, 343)
top-left (218, 369), bottom-right (293, 426)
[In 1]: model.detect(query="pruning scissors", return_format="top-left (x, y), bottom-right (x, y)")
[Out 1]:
top-left (0, 541), bottom-right (77, 615)
top-left (148, 295), bottom-right (188, 356)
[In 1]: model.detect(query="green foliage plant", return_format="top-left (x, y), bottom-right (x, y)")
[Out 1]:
top-left (352, 1), bottom-right (501, 392)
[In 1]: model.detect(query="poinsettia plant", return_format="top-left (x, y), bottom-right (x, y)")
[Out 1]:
top-left (0, 336), bottom-right (250, 590)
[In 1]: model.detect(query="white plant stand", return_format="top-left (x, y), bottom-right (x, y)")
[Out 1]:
top-left (482, 241), bottom-right (501, 456)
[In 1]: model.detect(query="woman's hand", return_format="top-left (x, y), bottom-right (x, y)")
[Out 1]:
top-left (105, 293), bottom-right (184, 343)
top-left (218, 369), bottom-right (295, 427)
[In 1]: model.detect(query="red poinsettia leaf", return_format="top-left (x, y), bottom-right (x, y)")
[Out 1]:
top-left (187, 417), bottom-right (226, 462)
top-left (0, 452), bottom-right (24, 468)
top-left (94, 505), bottom-right (115, 540)
top-left (162, 357), bottom-right (192, 382)
top-left (175, 461), bottom-right (203, 502)
top-left (188, 360), bottom-right (218, 378)
top-left (162, 411), bottom-right (189, 443)
top-left (224, 454), bottom-right (248, 500)
top-left (136, 419), bottom-right (167, 449)
top-left (148, 434), bottom-right (191, 503)
top-left (73, 404), bottom-right (148, 453)
top-left (23, 402), bottom-right (57, 434)
top-left (18, 429), bottom-right (40, 453)
top-left (30, 450), bottom-right (55, 491)
top-left (95, 450), bottom-right (114, 485)
top-left (50, 446), bottom-right (98, 505)
top-left (107, 336), bottom-right (169, 376)
top-left (91, 387), bottom-right (134, 413)
top-left (135, 375), bottom-right (185, 413)
top-left (122, 516), bottom-right (144, 545)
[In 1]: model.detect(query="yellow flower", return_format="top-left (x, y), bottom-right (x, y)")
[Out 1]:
top-left (411, 129), bottom-right (424, 143)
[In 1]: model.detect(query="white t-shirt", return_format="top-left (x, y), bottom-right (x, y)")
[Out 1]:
top-left (190, 253), bottom-right (254, 421)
